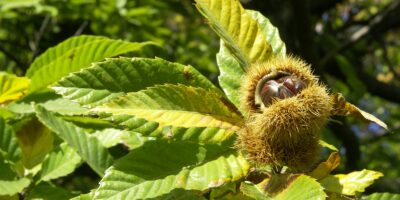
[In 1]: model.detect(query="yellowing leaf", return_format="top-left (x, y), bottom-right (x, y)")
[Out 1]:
top-left (0, 73), bottom-right (30, 104)
top-left (0, 178), bottom-right (30, 196)
top-left (320, 169), bottom-right (383, 196)
top-left (195, 0), bottom-right (272, 68)
top-left (331, 93), bottom-right (388, 131)
top-left (274, 175), bottom-right (326, 200)
top-left (16, 118), bottom-right (54, 169)
top-left (309, 152), bottom-right (341, 180)
top-left (93, 85), bottom-right (244, 131)
top-left (319, 140), bottom-right (339, 152)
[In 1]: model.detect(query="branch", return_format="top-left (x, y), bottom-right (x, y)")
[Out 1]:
top-left (320, 1), bottom-right (400, 68)
top-left (358, 70), bottom-right (400, 103)
top-left (375, 35), bottom-right (400, 80)
top-left (325, 54), bottom-right (400, 103)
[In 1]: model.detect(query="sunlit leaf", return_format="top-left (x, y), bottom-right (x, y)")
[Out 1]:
top-left (93, 84), bottom-right (243, 131)
top-left (35, 105), bottom-right (113, 176)
top-left (105, 115), bottom-right (236, 145)
top-left (6, 91), bottom-right (88, 115)
top-left (319, 140), bottom-right (339, 151)
top-left (71, 191), bottom-right (96, 200)
top-left (247, 10), bottom-right (286, 57)
top-left (195, 0), bottom-right (273, 68)
top-left (94, 140), bottom-right (249, 199)
top-left (215, 9), bottom-right (286, 111)
top-left (0, 178), bottom-right (30, 196)
top-left (216, 43), bottom-right (244, 111)
top-left (40, 143), bottom-right (82, 181)
top-left (274, 175), bottom-right (326, 200)
top-left (93, 128), bottom-right (129, 148)
top-left (53, 57), bottom-right (221, 107)
top-left (331, 93), bottom-right (388, 130)
top-left (27, 35), bottom-right (155, 93)
top-left (0, 72), bottom-right (30, 104)
top-left (320, 169), bottom-right (383, 196)
top-left (364, 193), bottom-right (400, 200)
top-left (0, 117), bottom-right (22, 162)
top-left (26, 35), bottom-right (107, 77)
top-left (240, 181), bottom-right (271, 200)
top-left (309, 152), bottom-right (341, 180)
top-left (119, 131), bottom-right (155, 150)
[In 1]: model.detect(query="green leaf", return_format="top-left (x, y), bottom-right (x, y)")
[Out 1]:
top-left (93, 84), bottom-right (243, 131)
top-left (215, 10), bottom-right (286, 110)
top-left (16, 118), bottom-right (54, 169)
top-left (216, 43), bottom-right (244, 110)
top-left (26, 35), bottom-right (107, 77)
top-left (149, 189), bottom-right (206, 200)
top-left (7, 91), bottom-right (88, 115)
top-left (92, 129), bottom-right (123, 148)
top-left (0, 194), bottom-right (18, 200)
top-left (195, 0), bottom-right (273, 68)
top-left (364, 193), bottom-right (400, 200)
top-left (247, 10), bottom-right (286, 57)
top-left (274, 175), bottom-right (326, 200)
top-left (107, 115), bottom-right (237, 144)
top-left (210, 182), bottom-right (237, 199)
top-left (0, 117), bottom-right (22, 162)
top-left (119, 131), bottom-right (155, 150)
top-left (27, 35), bottom-right (155, 93)
top-left (240, 181), bottom-right (271, 200)
top-left (34, 105), bottom-right (113, 176)
top-left (0, 178), bottom-right (30, 196)
top-left (0, 107), bottom-right (14, 119)
top-left (320, 169), bottom-right (384, 196)
top-left (53, 57), bottom-right (221, 107)
top-left (71, 190), bottom-right (96, 200)
top-left (0, 158), bottom-right (16, 180)
top-left (0, 158), bottom-right (30, 196)
top-left (40, 143), bottom-right (82, 181)
top-left (0, 72), bottom-right (30, 104)
top-left (26, 182), bottom-right (75, 200)
top-left (94, 140), bottom-right (249, 199)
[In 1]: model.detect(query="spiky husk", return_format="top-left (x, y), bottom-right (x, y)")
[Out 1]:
top-left (237, 56), bottom-right (333, 172)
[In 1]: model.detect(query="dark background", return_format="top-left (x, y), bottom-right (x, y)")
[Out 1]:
top-left (0, 0), bottom-right (399, 194)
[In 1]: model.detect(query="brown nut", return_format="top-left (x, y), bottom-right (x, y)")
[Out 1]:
top-left (259, 75), bottom-right (306, 106)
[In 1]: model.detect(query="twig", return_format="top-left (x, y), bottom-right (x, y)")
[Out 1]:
top-left (376, 35), bottom-right (400, 80)
top-left (32, 14), bottom-right (51, 60)
top-left (74, 20), bottom-right (89, 36)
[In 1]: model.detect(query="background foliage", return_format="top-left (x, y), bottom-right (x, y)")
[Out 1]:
top-left (0, 0), bottom-right (399, 198)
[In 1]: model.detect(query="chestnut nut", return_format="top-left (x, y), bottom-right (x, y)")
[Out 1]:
top-left (259, 75), bottom-right (306, 106)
